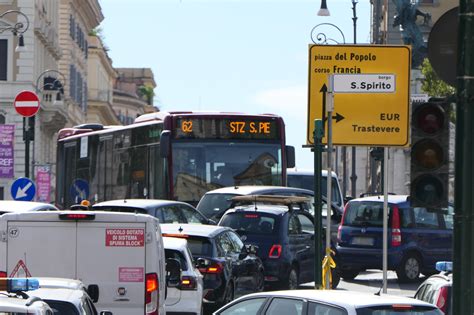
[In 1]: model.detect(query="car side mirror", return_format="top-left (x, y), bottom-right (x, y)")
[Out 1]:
top-left (87, 284), bottom-right (99, 303)
top-left (344, 195), bottom-right (354, 204)
top-left (246, 244), bottom-right (258, 255)
top-left (166, 258), bottom-right (181, 287)
top-left (196, 257), bottom-right (211, 269)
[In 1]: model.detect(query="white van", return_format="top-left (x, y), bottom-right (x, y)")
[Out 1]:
top-left (287, 168), bottom-right (344, 209)
top-left (0, 211), bottom-right (168, 315)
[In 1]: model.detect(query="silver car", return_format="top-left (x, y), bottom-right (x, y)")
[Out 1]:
top-left (213, 290), bottom-right (442, 315)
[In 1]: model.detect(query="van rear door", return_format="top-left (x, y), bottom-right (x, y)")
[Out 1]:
top-left (77, 221), bottom-right (146, 314)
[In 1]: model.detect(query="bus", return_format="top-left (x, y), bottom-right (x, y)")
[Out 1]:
top-left (55, 111), bottom-right (295, 208)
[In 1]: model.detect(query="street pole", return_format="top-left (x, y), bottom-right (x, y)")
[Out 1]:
top-left (382, 147), bottom-right (389, 293)
top-left (325, 80), bottom-right (334, 289)
top-left (453, 0), bottom-right (474, 312)
top-left (23, 117), bottom-right (29, 178)
top-left (350, 0), bottom-right (358, 198)
top-left (313, 119), bottom-right (324, 289)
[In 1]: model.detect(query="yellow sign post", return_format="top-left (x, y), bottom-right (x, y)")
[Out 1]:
top-left (307, 45), bottom-right (411, 146)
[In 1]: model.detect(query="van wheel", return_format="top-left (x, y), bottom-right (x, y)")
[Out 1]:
top-left (397, 253), bottom-right (421, 282)
top-left (287, 267), bottom-right (299, 290)
top-left (340, 269), bottom-right (359, 280)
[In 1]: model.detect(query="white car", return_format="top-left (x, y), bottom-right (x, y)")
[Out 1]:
top-left (213, 290), bottom-right (442, 315)
top-left (29, 278), bottom-right (112, 315)
top-left (164, 236), bottom-right (203, 315)
top-left (0, 200), bottom-right (58, 215)
top-left (0, 278), bottom-right (53, 315)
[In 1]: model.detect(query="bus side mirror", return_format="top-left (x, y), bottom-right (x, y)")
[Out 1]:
top-left (160, 130), bottom-right (171, 158)
top-left (286, 145), bottom-right (295, 168)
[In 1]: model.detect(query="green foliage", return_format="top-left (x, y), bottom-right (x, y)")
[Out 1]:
top-left (138, 85), bottom-right (155, 105)
top-left (420, 58), bottom-right (456, 123)
top-left (420, 58), bottom-right (456, 97)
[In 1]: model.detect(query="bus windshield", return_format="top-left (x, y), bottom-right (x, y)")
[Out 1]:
top-left (172, 141), bottom-right (283, 203)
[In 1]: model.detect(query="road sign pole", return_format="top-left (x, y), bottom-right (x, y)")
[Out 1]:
top-left (325, 79), bottom-right (334, 289)
top-left (314, 119), bottom-right (324, 289)
top-left (382, 147), bottom-right (389, 293)
top-left (23, 117), bottom-right (30, 178)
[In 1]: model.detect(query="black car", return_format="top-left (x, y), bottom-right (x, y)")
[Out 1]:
top-left (160, 223), bottom-right (265, 309)
top-left (218, 195), bottom-right (339, 290)
top-left (92, 199), bottom-right (215, 224)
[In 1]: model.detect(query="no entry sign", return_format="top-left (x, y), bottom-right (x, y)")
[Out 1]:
top-left (14, 91), bottom-right (40, 117)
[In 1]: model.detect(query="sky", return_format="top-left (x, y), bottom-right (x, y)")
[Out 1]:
top-left (99, 0), bottom-right (371, 169)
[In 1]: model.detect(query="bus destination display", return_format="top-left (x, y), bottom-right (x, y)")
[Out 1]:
top-left (174, 118), bottom-right (280, 140)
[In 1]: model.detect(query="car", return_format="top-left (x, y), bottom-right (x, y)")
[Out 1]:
top-left (0, 200), bottom-right (58, 215)
top-left (287, 168), bottom-right (345, 208)
top-left (414, 261), bottom-right (452, 315)
top-left (196, 185), bottom-right (343, 224)
top-left (0, 278), bottom-right (53, 314)
top-left (28, 277), bottom-right (112, 315)
top-left (163, 236), bottom-right (204, 315)
top-left (212, 289), bottom-right (443, 315)
top-left (336, 194), bottom-right (454, 282)
top-left (92, 198), bottom-right (215, 224)
top-left (218, 195), bottom-right (340, 290)
top-left (160, 223), bottom-right (265, 310)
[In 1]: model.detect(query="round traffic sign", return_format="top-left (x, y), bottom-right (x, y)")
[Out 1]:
top-left (14, 90), bottom-right (40, 117)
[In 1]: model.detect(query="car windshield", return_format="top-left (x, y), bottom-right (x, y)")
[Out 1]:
top-left (197, 193), bottom-right (238, 218)
top-left (92, 205), bottom-right (148, 215)
top-left (356, 305), bottom-right (442, 314)
top-left (288, 174), bottom-right (342, 206)
top-left (220, 212), bottom-right (277, 235)
top-left (186, 236), bottom-right (213, 257)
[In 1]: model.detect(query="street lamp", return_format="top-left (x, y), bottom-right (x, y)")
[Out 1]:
top-left (316, 0), bottom-right (359, 199)
top-left (0, 10), bottom-right (29, 52)
top-left (25, 70), bottom-right (66, 179)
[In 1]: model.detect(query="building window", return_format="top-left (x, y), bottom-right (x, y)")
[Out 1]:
top-left (69, 15), bottom-right (75, 40)
top-left (0, 39), bottom-right (7, 81)
top-left (0, 114), bottom-right (5, 124)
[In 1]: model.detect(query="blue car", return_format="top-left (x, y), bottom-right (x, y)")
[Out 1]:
top-left (336, 195), bottom-right (453, 282)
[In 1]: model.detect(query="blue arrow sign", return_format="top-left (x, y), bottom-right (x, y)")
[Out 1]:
top-left (69, 179), bottom-right (89, 203)
top-left (11, 177), bottom-right (36, 201)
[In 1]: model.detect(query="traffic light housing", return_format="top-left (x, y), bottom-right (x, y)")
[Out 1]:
top-left (410, 98), bottom-right (450, 208)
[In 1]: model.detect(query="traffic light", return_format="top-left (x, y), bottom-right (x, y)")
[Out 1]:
top-left (410, 98), bottom-right (450, 208)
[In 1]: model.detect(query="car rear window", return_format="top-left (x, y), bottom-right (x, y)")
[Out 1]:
top-left (220, 212), bottom-right (277, 235)
top-left (356, 305), bottom-right (442, 314)
top-left (343, 201), bottom-right (388, 227)
top-left (92, 206), bottom-right (148, 215)
top-left (46, 300), bottom-right (80, 315)
top-left (197, 193), bottom-right (237, 218)
top-left (186, 236), bottom-right (213, 257)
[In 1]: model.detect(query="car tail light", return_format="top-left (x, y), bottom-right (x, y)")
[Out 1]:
top-left (268, 245), bottom-right (282, 258)
top-left (391, 304), bottom-right (413, 310)
top-left (436, 286), bottom-right (449, 314)
top-left (145, 273), bottom-right (158, 315)
top-left (199, 262), bottom-right (223, 274)
top-left (337, 204), bottom-right (349, 242)
top-left (0, 271), bottom-right (7, 278)
top-left (180, 276), bottom-right (197, 290)
top-left (391, 206), bottom-right (401, 247)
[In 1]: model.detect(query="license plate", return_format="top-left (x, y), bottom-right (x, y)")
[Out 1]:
top-left (351, 236), bottom-right (374, 246)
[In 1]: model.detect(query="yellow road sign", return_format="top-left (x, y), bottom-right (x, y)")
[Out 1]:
top-left (307, 45), bottom-right (411, 146)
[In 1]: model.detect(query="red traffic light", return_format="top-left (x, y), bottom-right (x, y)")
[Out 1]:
top-left (414, 103), bottom-right (445, 134)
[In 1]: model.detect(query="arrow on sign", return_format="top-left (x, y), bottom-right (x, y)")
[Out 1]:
top-left (15, 181), bottom-right (33, 199)
top-left (320, 84), bottom-right (327, 129)
top-left (324, 112), bottom-right (345, 123)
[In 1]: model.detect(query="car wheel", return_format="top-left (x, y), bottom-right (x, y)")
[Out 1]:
top-left (331, 267), bottom-right (340, 289)
top-left (397, 253), bottom-right (421, 282)
top-left (340, 269), bottom-right (359, 280)
top-left (256, 269), bottom-right (265, 292)
top-left (287, 267), bottom-right (299, 290)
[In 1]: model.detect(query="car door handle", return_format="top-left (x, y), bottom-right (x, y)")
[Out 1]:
top-left (114, 298), bottom-right (130, 302)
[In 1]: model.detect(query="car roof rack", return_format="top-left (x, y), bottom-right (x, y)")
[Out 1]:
top-left (230, 195), bottom-right (311, 211)
top-left (359, 192), bottom-right (397, 198)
